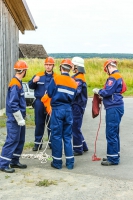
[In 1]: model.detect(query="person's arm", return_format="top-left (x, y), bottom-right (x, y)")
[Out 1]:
top-left (47, 79), bottom-right (56, 98)
top-left (9, 85), bottom-right (25, 126)
top-left (99, 77), bottom-right (117, 97)
top-left (28, 75), bottom-right (39, 89)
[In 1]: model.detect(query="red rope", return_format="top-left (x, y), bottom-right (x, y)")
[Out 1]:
top-left (92, 102), bottom-right (102, 161)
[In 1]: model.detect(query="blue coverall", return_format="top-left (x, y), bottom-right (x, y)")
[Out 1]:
top-left (0, 77), bottom-right (26, 168)
top-left (72, 73), bottom-right (88, 154)
top-left (98, 70), bottom-right (125, 164)
top-left (28, 72), bottom-right (56, 149)
top-left (47, 73), bottom-right (77, 169)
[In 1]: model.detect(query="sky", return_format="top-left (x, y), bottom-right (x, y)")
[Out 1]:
top-left (19, 0), bottom-right (133, 54)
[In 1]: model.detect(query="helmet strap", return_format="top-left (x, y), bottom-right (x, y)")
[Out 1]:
top-left (106, 66), bottom-right (110, 75)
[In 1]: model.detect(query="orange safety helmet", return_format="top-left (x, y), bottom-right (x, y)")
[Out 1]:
top-left (44, 57), bottom-right (55, 65)
top-left (103, 59), bottom-right (117, 72)
top-left (60, 58), bottom-right (73, 69)
top-left (14, 60), bottom-right (28, 70)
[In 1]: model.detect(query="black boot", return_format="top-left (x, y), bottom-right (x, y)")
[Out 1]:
top-left (32, 145), bottom-right (42, 151)
top-left (0, 167), bottom-right (15, 173)
top-left (10, 163), bottom-right (27, 169)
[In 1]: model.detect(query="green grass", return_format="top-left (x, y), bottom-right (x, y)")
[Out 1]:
top-left (0, 58), bottom-right (132, 128)
top-left (25, 107), bottom-right (35, 127)
top-left (0, 108), bottom-right (35, 128)
top-left (0, 114), bottom-right (7, 127)
top-left (23, 142), bottom-right (34, 149)
top-left (22, 58), bottom-right (133, 97)
top-left (36, 179), bottom-right (58, 187)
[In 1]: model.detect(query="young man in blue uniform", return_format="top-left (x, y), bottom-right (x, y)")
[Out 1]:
top-left (71, 57), bottom-right (88, 156)
top-left (47, 59), bottom-right (77, 170)
top-left (93, 59), bottom-right (126, 166)
top-left (0, 60), bottom-right (28, 173)
top-left (28, 57), bottom-right (56, 151)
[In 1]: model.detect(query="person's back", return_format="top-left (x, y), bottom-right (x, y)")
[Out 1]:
top-left (93, 59), bottom-right (126, 166)
top-left (0, 60), bottom-right (28, 173)
top-left (47, 59), bottom-right (77, 170)
top-left (48, 73), bottom-right (77, 109)
top-left (71, 57), bottom-right (89, 156)
top-left (72, 72), bottom-right (88, 110)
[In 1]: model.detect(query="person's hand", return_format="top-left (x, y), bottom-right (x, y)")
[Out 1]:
top-left (13, 110), bottom-right (25, 126)
top-left (18, 119), bottom-right (25, 126)
top-left (33, 76), bottom-right (40, 83)
top-left (92, 88), bottom-right (100, 94)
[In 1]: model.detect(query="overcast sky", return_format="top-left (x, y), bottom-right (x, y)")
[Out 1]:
top-left (19, 0), bottom-right (133, 54)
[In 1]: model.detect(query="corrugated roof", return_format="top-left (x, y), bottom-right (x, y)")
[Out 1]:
top-left (2, 0), bottom-right (37, 33)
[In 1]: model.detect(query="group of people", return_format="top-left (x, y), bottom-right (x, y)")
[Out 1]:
top-left (0, 57), bottom-right (126, 173)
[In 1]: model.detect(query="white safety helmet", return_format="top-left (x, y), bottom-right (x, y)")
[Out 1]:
top-left (71, 57), bottom-right (85, 73)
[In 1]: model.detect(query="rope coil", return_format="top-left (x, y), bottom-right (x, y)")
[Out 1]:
top-left (21, 152), bottom-right (52, 164)
top-left (21, 113), bottom-right (52, 164)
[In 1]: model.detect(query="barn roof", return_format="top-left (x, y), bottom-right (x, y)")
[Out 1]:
top-left (2, 0), bottom-right (37, 33)
top-left (19, 44), bottom-right (48, 59)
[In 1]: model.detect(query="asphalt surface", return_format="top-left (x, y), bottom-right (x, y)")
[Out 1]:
top-left (0, 98), bottom-right (133, 199)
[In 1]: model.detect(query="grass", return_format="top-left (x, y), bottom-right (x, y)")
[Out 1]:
top-left (0, 114), bottom-right (7, 127)
top-left (0, 57), bottom-right (132, 127)
top-left (0, 108), bottom-right (35, 128)
top-left (22, 58), bottom-right (133, 97)
top-left (23, 142), bottom-right (34, 149)
top-left (36, 179), bottom-right (58, 187)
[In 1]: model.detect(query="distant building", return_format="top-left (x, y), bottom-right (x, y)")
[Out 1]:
top-left (0, 0), bottom-right (37, 113)
top-left (19, 44), bottom-right (48, 59)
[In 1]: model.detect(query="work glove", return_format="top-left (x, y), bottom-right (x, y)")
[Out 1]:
top-left (13, 110), bottom-right (25, 126)
top-left (92, 88), bottom-right (100, 94)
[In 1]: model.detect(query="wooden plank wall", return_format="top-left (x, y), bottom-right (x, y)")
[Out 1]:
top-left (0, 0), bottom-right (19, 110)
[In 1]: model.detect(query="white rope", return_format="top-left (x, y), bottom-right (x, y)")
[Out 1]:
top-left (22, 113), bottom-right (52, 164)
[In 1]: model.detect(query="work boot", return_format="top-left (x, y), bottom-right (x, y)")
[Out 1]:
top-left (51, 162), bottom-right (62, 169)
top-left (73, 151), bottom-right (83, 156)
top-left (66, 164), bottom-right (74, 170)
top-left (102, 158), bottom-right (107, 161)
top-left (10, 162), bottom-right (27, 169)
top-left (0, 167), bottom-right (15, 173)
top-left (101, 161), bottom-right (118, 166)
top-left (32, 145), bottom-right (42, 151)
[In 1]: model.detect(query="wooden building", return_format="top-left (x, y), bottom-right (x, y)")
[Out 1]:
top-left (19, 44), bottom-right (48, 59)
top-left (0, 0), bottom-right (37, 114)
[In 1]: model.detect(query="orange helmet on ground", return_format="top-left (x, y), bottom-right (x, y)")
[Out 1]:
top-left (44, 57), bottom-right (55, 65)
top-left (60, 58), bottom-right (73, 70)
top-left (14, 60), bottom-right (28, 70)
top-left (103, 59), bottom-right (117, 72)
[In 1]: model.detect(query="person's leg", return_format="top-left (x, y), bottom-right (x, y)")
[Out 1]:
top-left (63, 110), bottom-right (74, 169)
top-left (82, 134), bottom-right (89, 152)
top-left (33, 99), bottom-right (46, 150)
top-left (0, 118), bottom-right (20, 171)
top-left (50, 109), bottom-right (63, 169)
top-left (46, 115), bottom-right (52, 149)
top-left (10, 126), bottom-right (27, 168)
top-left (72, 105), bottom-right (84, 155)
top-left (105, 107), bottom-right (124, 164)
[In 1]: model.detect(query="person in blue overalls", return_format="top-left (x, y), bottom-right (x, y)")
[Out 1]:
top-left (0, 60), bottom-right (28, 173)
top-left (47, 59), bottom-right (78, 169)
top-left (28, 57), bottom-right (56, 151)
top-left (71, 57), bottom-right (88, 156)
top-left (93, 59), bottom-right (127, 166)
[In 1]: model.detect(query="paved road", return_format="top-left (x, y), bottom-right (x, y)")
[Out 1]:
top-left (0, 98), bottom-right (133, 199)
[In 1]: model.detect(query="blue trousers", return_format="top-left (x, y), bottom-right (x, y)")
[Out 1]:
top-left (34, 99), bottom-right (51, 148)
top-left (50, 108), bottom-right (74, 169)
top-left (106, 106), bottom-right (124, 164)
top-left (72, 104), bottom-right (88, 153)
top-left (0, 117), bottom-right (25, 168)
